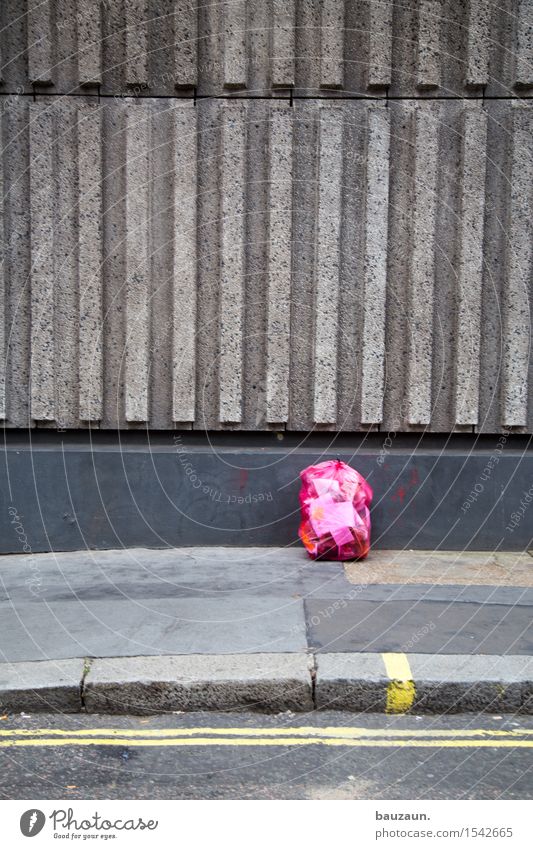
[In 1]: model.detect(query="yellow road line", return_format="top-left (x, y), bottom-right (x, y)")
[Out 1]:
top-left (0, 737), bottom-right (531, 749)
top-left (382, 652), bottom-right (416, 714)
top-left (0, 727), bottom-right (532, 739)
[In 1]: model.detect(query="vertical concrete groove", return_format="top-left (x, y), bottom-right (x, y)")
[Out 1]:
top-left (266, 104), bottom-right (293, 423)
top-left (417, 0), bottom-right (441, 89)
top-left (78, 104), bottom-right (103, 422)
top-left (406, 106), bottom-right (439, 426)
top-left (219, 102), bottom-right (247, 424)
top-left (319, 0), bottom-right (345, 89)
top-left (172, 103), bottom-right (197, 423)
top-left (502, 105), bottom-right (532, 427)
top-left (368, 0), bottom-right (393, 88)
top-left (77, 0), bottom-right (102, 86)
top-left (361, 106), bottom-right (390, 424)
top-left (174, 0), bottom-right (198, 87)
top-left (223, 0), bottom-right (247, 88)
top-left (125, 0), bottom-right (148, 87)
top-left (313, 106), bottom-right (343, 425)
top-left (271, 0), bottom-right (295, 88)
top-left (29, 103), bottom-right (56, 421)
top-left (28, 0), bottom-right (53, 84)
top-left (516, 0), bottom-right (533, 87)
top-left (125, 103), bottom-right (151, 423)
top-left (465, 0), bottom-right (491, 87)
top-left (455, 105), bottom-right (488, 426)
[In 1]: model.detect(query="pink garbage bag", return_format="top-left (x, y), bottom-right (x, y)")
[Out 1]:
top-left (298, 459), bottom-right (372, 561)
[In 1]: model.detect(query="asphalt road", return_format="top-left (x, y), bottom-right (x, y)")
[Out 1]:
top-left (0, 711), bottom-right (531, 800)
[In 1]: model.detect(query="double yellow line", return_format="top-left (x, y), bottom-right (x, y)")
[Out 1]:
top-left (1, 727), bottom-right (532, 749)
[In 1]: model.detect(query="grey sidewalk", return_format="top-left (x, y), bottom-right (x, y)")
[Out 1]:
top-left (1, 548), bottom-right (532, 660)
top-left (0, 548), bottom-right (532, 714)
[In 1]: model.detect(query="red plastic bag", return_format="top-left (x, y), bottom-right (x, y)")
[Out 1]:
top-left (298, 460), bottom-right (372, 561)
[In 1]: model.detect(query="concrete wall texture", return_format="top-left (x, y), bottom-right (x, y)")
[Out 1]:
top-left (0, 1), bottom-right (532, 433)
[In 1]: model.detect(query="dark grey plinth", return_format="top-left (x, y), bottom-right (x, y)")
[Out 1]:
top-left (1, 434), bottom-right (532, 552)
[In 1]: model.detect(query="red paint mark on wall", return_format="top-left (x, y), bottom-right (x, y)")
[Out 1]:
top-left (393, 485), bottom-right (407, 504)
top-left (392, 467), bottom-right (420, 504)
top-left (239, 469), bottom-right (249, 491)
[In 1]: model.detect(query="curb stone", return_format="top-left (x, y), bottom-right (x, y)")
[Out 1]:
top-left (0, 659), bottom-right (85, 713)
top-left (84, 653), bottom-right (314, 715)
top-left (315, 653), bottom-right (533, 714)
top-left (1, 653), bottom-right (532, 715)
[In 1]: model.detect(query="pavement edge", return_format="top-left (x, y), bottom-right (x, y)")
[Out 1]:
top-left (0, 653), bottom-right (531, 715)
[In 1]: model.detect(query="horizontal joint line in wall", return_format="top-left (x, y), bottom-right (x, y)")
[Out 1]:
top-left (1, 92), bottom-right (531, 102)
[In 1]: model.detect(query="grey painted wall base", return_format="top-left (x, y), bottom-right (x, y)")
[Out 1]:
top-left (1, 433), bottom-right (532, 553)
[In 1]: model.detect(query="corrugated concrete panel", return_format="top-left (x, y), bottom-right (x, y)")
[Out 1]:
top-left (0, 1), bottom-right (531, 96)
top-left (266, 104), bottom-right (293, 424)
top-left (219, 101), bottom-right (247, 423)
top-left (78, 103), bottom-right (104, 422)
top-left (2, 99), bottom-right (31, 428)
top-left (502, 103), bottom-right (532, 428)
top-left (406, 105), bottom-right (439, 426)
top-left (368, 0), bottom-right (393, 89)
top-left (0, 97), bottom-right (531, 432)
top-left (27, 0), bottom-right (53, 85)
top-left (454, 104), bottom-right (488, 427)
top-left (478, 102), bottom-right (532, 435)
top-left (125, 0), bottom-right (149, 88)
top-left (29, 102), bottom-right (56, 422)
top-left (272, 0), bottom-right (296, 88)
top-left (174, 1), bottom-right (199, 88)
top-left (54, 99), bottom-right (79, 428)
top-left (319, 0), bottom-right (345, 90)
top-left (124, 102), bottom-right (151, 423)
top-left (77, 0), bottom-right (102, 86)
top-left (465, 0), bottom-right (492, 88)
top-left (172, 102), bottom-right (197, 423)
top-left (416, 0), bottom-right (442, 89)
top-left (223, 0), bottom-right (247, 89)
top-left (516, 0), bottom-right (533, 88)
top-left (360, 106), bottom-right (390, 425)
top-left (313, 106), bottom-right (343, 426)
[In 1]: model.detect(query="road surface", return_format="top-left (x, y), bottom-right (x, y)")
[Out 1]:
top-left (1, 711), bottom-right (531, 799)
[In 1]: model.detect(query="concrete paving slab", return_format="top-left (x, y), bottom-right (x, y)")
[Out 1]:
top-left (84, 653), bottom-right (314, 714)
top-left (0, 547), bottom-right (350, 602)
top-left (2, 549), bottom-right (531, 665)
top-left (0, 659), bottom-right (84, 713)
top-left (0, 597), bottom-right (307, 663)
top-left (345, 550), bottom-right (533, 586)
top-left (306, 598), bottom-right (533, 655)
top-left (3, 548), bottom-right (531, 607)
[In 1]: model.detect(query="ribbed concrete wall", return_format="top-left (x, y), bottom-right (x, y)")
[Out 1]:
top-left (0, 3), bottom-right (531, 432)
top-left (1, 0), bottom-right (532, 95)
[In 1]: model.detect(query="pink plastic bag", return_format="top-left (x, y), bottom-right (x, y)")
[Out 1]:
top-left (298, 460), bottom-right (372, 561)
